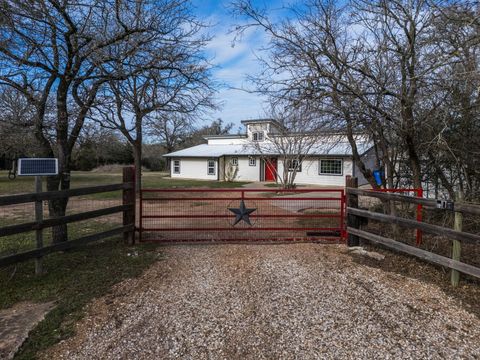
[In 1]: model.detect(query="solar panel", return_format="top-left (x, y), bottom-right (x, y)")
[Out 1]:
top-left (17, 158), bottom-right (58, 176)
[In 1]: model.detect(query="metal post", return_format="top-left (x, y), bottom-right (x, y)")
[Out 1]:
top-left (35, 176), bottom-right (43, 275)
top-left (340, 189), bottom-right (346, 240)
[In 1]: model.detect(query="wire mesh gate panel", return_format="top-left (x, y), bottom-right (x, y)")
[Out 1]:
top-left (139, 188), bottom-right (345, 243)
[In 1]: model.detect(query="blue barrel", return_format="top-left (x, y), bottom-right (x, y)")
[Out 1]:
top-left (373, 169), bottom-right (383, 186)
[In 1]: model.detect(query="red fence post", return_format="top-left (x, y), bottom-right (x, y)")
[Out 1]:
top-left (123, 166), bottom-right (136, 245)
top-left (416, 188), bottom-right (423, 245)
top-left (340, 189), bottom-right (346, 240)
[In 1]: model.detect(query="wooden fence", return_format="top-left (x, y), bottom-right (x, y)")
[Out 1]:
top-left (0, 167), bottom-right (135, 273)
top-left (346, 186), bottom-right (480, 286)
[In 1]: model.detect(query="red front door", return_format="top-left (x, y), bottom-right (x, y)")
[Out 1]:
top-left (265, 158), bottom-right (277, 182)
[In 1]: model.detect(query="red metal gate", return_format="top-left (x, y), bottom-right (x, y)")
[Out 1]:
top-left (139, 188), bottom-right (346, 243)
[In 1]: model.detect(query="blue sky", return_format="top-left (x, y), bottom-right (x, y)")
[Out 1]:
top-left (191, 0), bottom-right (285, 129)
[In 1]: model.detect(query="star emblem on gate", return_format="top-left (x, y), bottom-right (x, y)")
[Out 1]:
top-left (228, 200), bottom-right (257, 226)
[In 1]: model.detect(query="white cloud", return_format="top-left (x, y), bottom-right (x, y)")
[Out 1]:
top-left (196, 11), bottom-right (272, 127)
top-left (205, 27), bottom-right (250, 65)
top-left (206, 87), bottom-right (267, 125)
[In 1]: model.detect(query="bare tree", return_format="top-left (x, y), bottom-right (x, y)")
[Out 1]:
top-left (0, 87), bottom-right (38, 156)
top-left (94, 2), bottom-right (216, 191)
top-left (0, 0), bottom-right (189, 241)
top-left (246, 102), bottom-right (342, 189)
top-left (233, 0), bottom-right (468, 192)
top-left (71, 123), bottom-right (133, 170)
top-left (421, 2), bottom-right (480, 200)
top-left (149, 113), bottom-right (194, 170)
top-left (150, 113), bottom-right (193, 154)
top-left (181, 118), bottom-right (235, 148)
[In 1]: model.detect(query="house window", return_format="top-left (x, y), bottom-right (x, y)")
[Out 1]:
top-left (287, 159), bottom-right (302, 172)
top-left (319, 159), bottom-right (342, 175)
top-left (173, 160), bottom-right (180, 174)
top-left (231, 157), bottom-right (238, 166)
top-left (249, 157), bottom-right (256, 166)
top-left (252, 131), bottom-right (264, 142)
top-left (207, 159), bottom-right (216, 175)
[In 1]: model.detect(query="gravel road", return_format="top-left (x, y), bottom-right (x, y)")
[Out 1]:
top-left (45, 244), bottom-right (480, 359)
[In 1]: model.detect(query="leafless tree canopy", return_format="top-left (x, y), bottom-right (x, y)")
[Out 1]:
top-left (89, 0), bottom-right (216, 191)
top-left (234, 0), bottom-right (480, 199)
top-left (249, 101), bottom-right (344, 188)
top-left (0, 0), bottom-right (216, 241)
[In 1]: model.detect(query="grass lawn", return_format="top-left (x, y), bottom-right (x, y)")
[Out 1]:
top-left (0, 170), bottom-right (250, 199)
top-left (0, 171), bottom-right (123, 195)
top-left (142, 172), bottom-right (249, 189)
top-left (0, 217), bottom-right (43, 257)
top-left (0, 236), bottom-right (161, 359)
top-left (263, 183), bottom-right (281, 188)
top-left (0, 218), bottom-right (121, 257)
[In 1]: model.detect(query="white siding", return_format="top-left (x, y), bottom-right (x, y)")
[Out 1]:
top-left (170, 158), bottom-right (218, 180)
top-left (171, 156), bottom-right (353, 185)
top-left (277, 157), bottom-right (353, 186)
top-left (246, 123), bottom-right (270, 142)
top-left (224, 156), bottom-right (260, 181)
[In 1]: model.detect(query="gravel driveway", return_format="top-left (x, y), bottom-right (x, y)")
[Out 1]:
top-left (45, 244), bottom-right (480, 359)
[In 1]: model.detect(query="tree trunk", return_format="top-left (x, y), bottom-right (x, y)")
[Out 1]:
top-left (342, 109), bottom-right (379, 190)
top-left (405, 134), bottom-right (423, 189)
top-left (48, 79), bottom-right (71, 243)
top-left (132, 139), bottom-right (142, 193)
top-left (133, 141), bottom-right (142, 193)
top-left (47, 171), bottom-right (70, 243)
top-left (133, 113), bottom-right (143, 193)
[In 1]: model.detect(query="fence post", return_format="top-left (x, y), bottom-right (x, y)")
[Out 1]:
top-left (346, 176), bottom-right (360, 247)
top-left (451, 191), bottom-right (463, 287)
top-left (123, 166), bottom-right (136, 245)
top-left (34, 176), bottom-right (43, 275)
top-left (415, 188), bottom-right (423, 245)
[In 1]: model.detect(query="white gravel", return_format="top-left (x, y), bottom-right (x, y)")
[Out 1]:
top-left (45, 244), bottom-right (480, 359)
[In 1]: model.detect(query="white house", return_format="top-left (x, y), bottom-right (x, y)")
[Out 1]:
top-left (163, 119), bottom-right (375, 186)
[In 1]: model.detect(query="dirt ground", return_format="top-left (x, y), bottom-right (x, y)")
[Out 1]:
top-left (44, 243), bottom-right (480, 359)
top-left (0, 302), bottom-right (55, 360)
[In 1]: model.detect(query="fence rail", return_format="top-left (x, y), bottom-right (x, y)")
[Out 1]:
top-left (0, 167), bottom-right (136, 272)
top-left (0, 204), bottom-right (132, 237)
top-left (0, 183), bottom-right (129, 206)
top-left (348, 227), bottom-right (480, 279)
top-left (346, 185), bottom-right (480, 286)
top-left (347, 207), bottom-right (480, 245)
top-left (348, 188), bottom-right (480, 216)
top-left (0, 225), bottom-right (134, 267)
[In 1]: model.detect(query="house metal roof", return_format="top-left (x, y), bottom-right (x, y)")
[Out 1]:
top-left (163, 141), bottom-right (373, 158)
top-left (202, 134), bottom-right (248, 140)
top-left (240, 118), bottom-right (275, 124)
